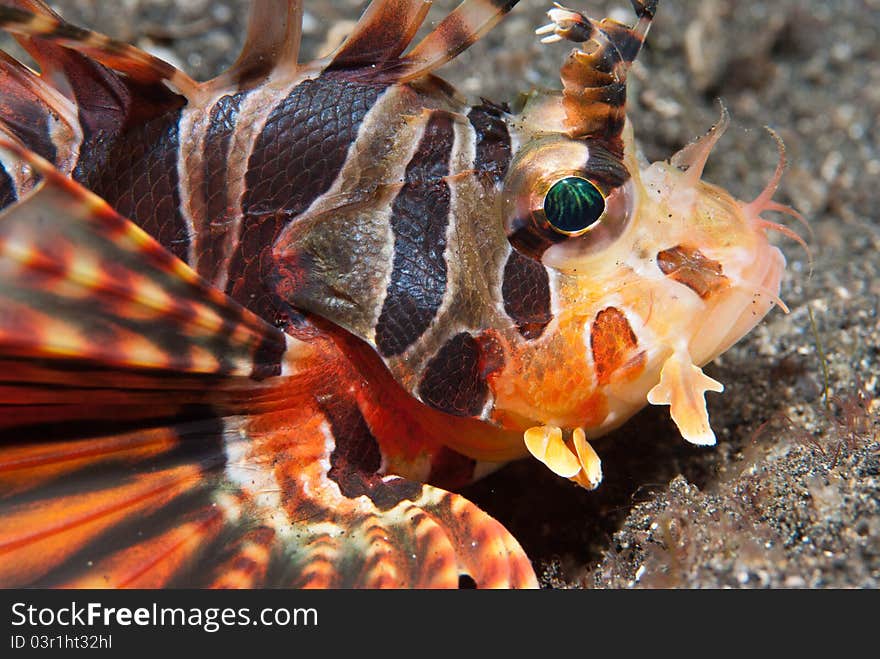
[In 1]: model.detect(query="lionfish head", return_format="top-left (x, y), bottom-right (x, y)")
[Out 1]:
top-left (273, 1), bottom-right (800, 487)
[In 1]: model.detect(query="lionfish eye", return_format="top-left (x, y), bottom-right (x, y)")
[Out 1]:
top-left (543, 177), bottom-right (606, 236)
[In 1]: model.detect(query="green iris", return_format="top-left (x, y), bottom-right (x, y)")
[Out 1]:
top-left (543, 177), bottom-right (606, 235)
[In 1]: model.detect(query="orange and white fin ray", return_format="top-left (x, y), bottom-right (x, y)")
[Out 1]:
top-left (0, 462), bottom-right (213, 587)
top-left (273, 486), bottom-right (537, 589)
top-left (54, 504), bottom-right (231, 588)
top-left (0, 138), bottom-right (288, 384)
top-left (0, 4), bottom-right (199, 99)
top-left (228, 405), bottom-right (538, 589)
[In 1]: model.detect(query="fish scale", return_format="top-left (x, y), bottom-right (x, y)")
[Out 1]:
top-left (0, 0), bottom-right (802, 588)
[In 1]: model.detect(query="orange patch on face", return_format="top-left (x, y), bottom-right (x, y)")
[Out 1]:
top-left (576, 390), bottom-right (610, 428)
top-left (590, 307), bottom-right (646, 386)
top-left (657, 245), bottom-right (729, 299)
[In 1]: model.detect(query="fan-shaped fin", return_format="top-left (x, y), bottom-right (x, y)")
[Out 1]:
top-left (0, 140), bottom-right (536, 589)
top-left (0, 464), bottom-right (208, 586)
top-left (0, 138), bottom-right (288, 384)
top-left (55, 503), bottom-right (232, 588)
top-left (330, 0), bottom-right (432, 70)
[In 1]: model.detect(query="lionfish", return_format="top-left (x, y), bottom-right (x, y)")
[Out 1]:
top-left (0, 0), bottom-right (800, 588)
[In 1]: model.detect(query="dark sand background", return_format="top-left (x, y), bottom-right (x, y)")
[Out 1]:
top-left (19, 0), bottom-right (879, 587)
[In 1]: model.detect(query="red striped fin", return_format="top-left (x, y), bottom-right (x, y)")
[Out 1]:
top-left (330, 0), bottom-right (432, 70)
top-left (0, 426), bottom-right (181, 496)
top-left (0, 138), bottom-right (288, 383)
top-left (242, 399), bottom-right (537, 589)
top-left (209, 526), bottom-right (276, 589)
top-left (55, 504), bottom-right (230, 588)
top-left (0, 3), bottom-right (199, 99)
top-left (0, 464), bottom-right (206, 587)
top-left (395, 0), bottom-right (520, 81)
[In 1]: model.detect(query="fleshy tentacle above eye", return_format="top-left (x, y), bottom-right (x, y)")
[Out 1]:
top-left (537, 0), bottom-right (657, 149)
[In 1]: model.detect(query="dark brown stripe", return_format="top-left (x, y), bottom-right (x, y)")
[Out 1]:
top-left (417, 332), bottom-right (489, 418)
top-left (250, 329), bottom-right (285, 381)
top-left (506, 216), bottom-right (567, 261)
top-left (82, 108), bottom-right (190, 262)
top-left (0, 163), bottom-right (16, 211)
top-left (228, 75), bottom-right (386, 323)
top-left (467, 102), bottom-right (511, 186)
top-left (199, 92), bottom-right (248, 282)
top-left (320, 393), bottom-right (421, 511)
top-left (501, 250), bottom-right (552, 340)
top-left (375, 111), bottom-right (455, 357)
top-left (428, 447), bottom-right (476, 491)
top-left (582, 138), bottom-right (631, 190)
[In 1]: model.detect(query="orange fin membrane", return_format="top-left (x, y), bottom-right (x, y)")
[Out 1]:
top-left (0, 139), bottom-right (286, 587)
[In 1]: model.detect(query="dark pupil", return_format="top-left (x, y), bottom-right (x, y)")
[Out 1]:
top-left (544, 177), bottom-right (606, 234)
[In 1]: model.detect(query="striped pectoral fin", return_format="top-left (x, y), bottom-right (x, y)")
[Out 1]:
top-left (276, 482), bottom-right (536, 589)
top-left (0, 451), bottom-right (224, 587)
top-left (0, 138), bottom-right (288, 386)
top-left (0, 140), bottom-right (306, 588)
top-left (0, 3), bottom-right (198, 99)
top-left (238, 394), bottom-right (537, 589)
